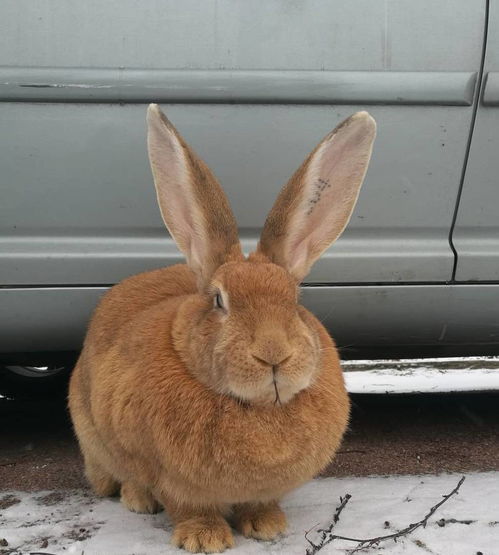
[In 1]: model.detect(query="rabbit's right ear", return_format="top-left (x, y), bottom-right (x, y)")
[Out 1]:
top-left (147, 104), bottom-right (243, 290)
top-left (257, 112), bottom-right (376, 283)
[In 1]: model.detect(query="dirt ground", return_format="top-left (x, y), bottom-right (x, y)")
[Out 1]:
top-left (1, 387), bottom-right (498, 491)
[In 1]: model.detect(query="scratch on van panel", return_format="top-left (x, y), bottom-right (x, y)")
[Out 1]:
top-left (438, 324), bottom-right (448, 342)
top-left (383, 0), bottom-right (392, 70)
top-left (19, 84), bottom-right (112, 89)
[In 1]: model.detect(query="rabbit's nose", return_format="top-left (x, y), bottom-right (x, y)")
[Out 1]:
top-left (251, 331), bottom-right (293, 367)
top-left (252, 352), bottom-right (292, 368)
top-left (251, 323), bottom-right (294, 368)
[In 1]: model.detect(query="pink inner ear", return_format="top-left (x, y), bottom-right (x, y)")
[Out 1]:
top-left (147, 104), bottom-right (243, 287)
top-left (284, 117), bottom-right (375, 280)
top-left (287, 141), bottom-right (354, 254)
top-left (148, 112), bottom-right (206, 270)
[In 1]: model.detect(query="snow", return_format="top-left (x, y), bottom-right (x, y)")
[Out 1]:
top-left (344, 367), bottom-right (499, 394)
top-left (1, 472), bottom-right (498, 554)
top-left (343, 356), bottom-right (499, 394)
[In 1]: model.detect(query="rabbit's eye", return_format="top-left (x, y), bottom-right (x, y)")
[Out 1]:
top-left (214, 293), bottom-right (224, 310)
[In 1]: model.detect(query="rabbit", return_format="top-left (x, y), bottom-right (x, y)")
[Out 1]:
top-left (68, 104), bottom-right (376, 553)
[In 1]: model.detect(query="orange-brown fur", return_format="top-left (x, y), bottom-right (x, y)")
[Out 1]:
top-left (69, 105), bottom-right (376, 553)
top-left (69, 262), bottom-right (349, 549)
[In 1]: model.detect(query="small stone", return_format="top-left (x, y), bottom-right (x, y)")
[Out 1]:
top-left (40, 538), bottom-right (49, 548)
top-left (0, 539), bottom-right (8, 547)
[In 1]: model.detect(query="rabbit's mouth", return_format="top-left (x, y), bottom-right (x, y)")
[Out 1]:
top-left (225, 368), bottom-right (314, 406)
top-left (203, 304), bottom-right (320, 406)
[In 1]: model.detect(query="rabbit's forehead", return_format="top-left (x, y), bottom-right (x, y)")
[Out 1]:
top-left (212, 262), bottom-right (297, 305)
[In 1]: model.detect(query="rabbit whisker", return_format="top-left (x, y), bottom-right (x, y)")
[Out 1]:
top-left (273, 377), bottom-right (282, 407)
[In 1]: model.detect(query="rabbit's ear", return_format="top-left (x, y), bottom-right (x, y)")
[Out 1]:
top-left (147, 104), bottom-right (242, 289)
top-left (257, 112), bottom-right (376, 283)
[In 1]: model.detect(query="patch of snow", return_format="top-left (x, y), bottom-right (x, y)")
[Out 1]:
top-left (344, 356), bottom-right (499, 367)
top-left (344, 367), bottom-right (499, 394)
top-left (343, 356), bottom-right (499, 393)
top-left (1, 473), bottom-right (497, 554)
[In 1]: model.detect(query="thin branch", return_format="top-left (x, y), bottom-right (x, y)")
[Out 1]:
top-left (305, 476), bottom-right (465, 554)
top-left (305, 494), bottom-right (352, 554)
top-left (0, 547), bottom-right (22, 555)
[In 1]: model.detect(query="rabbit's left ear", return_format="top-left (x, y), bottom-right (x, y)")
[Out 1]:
top-left (257, 112), bottom-right (376, 283)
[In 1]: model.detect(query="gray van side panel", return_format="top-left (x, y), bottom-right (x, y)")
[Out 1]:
top-left (2, 285), bottom-right (498, 353)
top-left (0, 0), bottom-right (486, 286)
top-left (0, 103), bottom-right (479, 285)
top-left (453, 2), bottom-right (499, 280)
top-left (0, 1), bottom-right (493, 354)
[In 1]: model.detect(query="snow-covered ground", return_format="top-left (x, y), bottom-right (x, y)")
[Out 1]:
top-left (1, 472), bottom-right (497, 554)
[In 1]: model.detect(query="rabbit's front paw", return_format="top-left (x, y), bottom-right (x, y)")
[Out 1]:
top-left (85, 460), bottom-right (120, 497)
top-left (233, 501), bottom-right (287, 540)
top-left (120, 482), bottom-right (161, 514)
top-left (172, 515), bottom-right (234, 553)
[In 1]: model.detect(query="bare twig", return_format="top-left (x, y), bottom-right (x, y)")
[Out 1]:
top-left (0, 546), bottom-right (21, 555)
top-left (304, 476), bottom-right (465, 554)
top-left (305, 494), bottom-right (352, 554)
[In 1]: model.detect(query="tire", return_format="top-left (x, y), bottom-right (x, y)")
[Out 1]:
top-left (0, 364), bottom-right (72, 399)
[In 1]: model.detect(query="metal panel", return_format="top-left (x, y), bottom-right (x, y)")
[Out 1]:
top-left (2, 285), bottom-right (499, 353)
top-left (0, 288), bottom-right (103, 352)
top-left (0, 103), bottom-right (475, 284)
top-left (0, 0), bottom-right (483, 71)
top-left (302, 285), bottom-right (499, 347)
top-left (0, 68), bottom-right (476, 106)
top-left (482, 71), bottom-right (499, 105)
top-left (0, 1), bottom-right (486, 285)
top-left (453, 2), bottom-right (499, 280)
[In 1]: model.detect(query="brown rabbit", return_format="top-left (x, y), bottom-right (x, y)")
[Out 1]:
top-left (68, 104), bottom-right (376, 553)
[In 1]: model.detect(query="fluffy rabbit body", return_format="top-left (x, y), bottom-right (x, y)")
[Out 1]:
top-left (69, 105), bottom-right (376, 553)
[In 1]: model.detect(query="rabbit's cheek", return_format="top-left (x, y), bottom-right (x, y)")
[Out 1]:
top-left (275, 358), bottom-right (316, 400)
top-left (278, 368), bottom-right (313, 392)
top-left (217, 351), bottom-right (276, 404)
top-left (223, 356), bottom-right (313, 405)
